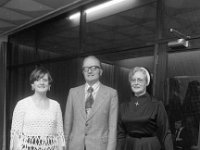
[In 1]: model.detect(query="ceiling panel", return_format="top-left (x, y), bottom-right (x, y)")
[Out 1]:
top-left (4, 0), bottom-right (52, 11)
top-left (0, 8), bottom-right (31, 21)
top-left (0, 20), bottom-right (15, 27)
top-left (33, 0), bottom-right (75, 9)
top-left (0, 0), bottom-right (91, 35)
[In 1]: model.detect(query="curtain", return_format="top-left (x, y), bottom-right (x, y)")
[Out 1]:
top-left (101, 63), bottom-right (115, 88)
top-left (8, 43), bottom-right (61, 66)
top-left (0, 42), bottom-right (7, 150)
top-left (114, 66), bottom-right (131, 103)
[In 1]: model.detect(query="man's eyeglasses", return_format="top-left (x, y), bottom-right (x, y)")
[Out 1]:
top-left (82, 66), bottom-right (100, 72)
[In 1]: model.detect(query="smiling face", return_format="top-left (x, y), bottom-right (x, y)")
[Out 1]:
top-left (82, 56), bottom-right (103, 86)
top-left (130, 71), bottom-right (147, 96)
top-left (31, 73), bottom-right (50, 93)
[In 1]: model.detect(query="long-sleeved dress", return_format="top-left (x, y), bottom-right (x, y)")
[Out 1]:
top-left (117, 93), bottom-right (173, 150)
top-left (10, 97), bottom-right (65, 150)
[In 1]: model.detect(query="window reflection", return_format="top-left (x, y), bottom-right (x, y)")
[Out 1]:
top-left (168, 77), bottom-right (200, 150)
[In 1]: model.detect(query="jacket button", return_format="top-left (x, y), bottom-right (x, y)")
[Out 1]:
top-left (85, 123), bottom-right (88, 126)
top-left (85, 133), bottom-right (88, 136)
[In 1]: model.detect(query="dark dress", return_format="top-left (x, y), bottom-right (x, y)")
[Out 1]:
top-left (117, 93), bottom-right (173, 150)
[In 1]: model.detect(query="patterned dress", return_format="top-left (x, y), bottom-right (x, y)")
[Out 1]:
top-left (10, 97), bottom-right (65, 150)
top-left (117, 93), bottom-right (173, 150)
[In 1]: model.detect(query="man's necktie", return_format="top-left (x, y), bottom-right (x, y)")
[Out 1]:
top-left (85, 87), bottom-right (94, 114)
top-left (175, 129), bottom-right (179, 140)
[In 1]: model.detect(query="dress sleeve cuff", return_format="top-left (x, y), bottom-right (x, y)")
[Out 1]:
top-left (57, 132), bottom-right (66, 147)
top-left (10, 130), bottom-right (23, 150)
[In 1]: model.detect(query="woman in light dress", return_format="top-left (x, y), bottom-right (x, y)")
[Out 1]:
top-left (10, 66), bottom-right (65, 150)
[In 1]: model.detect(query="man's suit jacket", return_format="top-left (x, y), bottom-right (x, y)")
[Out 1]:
top-left (175, 127), bottom-right (192, 150)
top-left (64, 83), bottom-right (118, 150)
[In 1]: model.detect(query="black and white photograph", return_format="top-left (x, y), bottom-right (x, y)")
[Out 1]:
top-left (1, 0), bottom-right (200, 150)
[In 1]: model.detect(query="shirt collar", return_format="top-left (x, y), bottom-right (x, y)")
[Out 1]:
top-left (85, 81), bottom-right (100, 92)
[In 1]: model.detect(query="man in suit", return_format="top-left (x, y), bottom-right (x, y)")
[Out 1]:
top-left (64, 55), bottom-right (118, 150)
top-left (174, 119), bottom-right (192, 150)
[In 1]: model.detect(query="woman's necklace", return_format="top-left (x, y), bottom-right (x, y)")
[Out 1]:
top-left (134, 91), bottom-right (146, 106)
top-left (135, 101), bottom-right (139, 106)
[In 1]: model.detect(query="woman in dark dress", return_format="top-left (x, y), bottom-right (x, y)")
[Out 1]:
top-left (117, 67), bottom-right (173, 150)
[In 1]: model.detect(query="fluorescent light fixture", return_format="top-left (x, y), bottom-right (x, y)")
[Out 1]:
top-left (69, 12), bottom-right (80, 20)
top-left (69, 0), bottom-right (126, 20)
top-left (85, 0), bottom-right (125, 14)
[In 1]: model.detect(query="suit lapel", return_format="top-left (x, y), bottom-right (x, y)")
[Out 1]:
top-left (87, 84), bottom-right (107, 121)
top-left (77, 85), bottom-right (86, 120)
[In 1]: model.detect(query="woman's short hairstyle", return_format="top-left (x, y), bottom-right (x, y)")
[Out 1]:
top-left (128, 67), bottom-right (150, 86)
top-left (30, 66), bottom-right (53, 84)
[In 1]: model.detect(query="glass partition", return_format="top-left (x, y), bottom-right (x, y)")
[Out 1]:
top-left (167, 50), bottom-right (200, 150)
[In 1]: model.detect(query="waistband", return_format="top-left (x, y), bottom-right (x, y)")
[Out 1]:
top-left (128, 133), bottom-right (155, 138)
